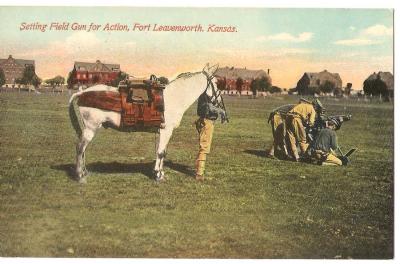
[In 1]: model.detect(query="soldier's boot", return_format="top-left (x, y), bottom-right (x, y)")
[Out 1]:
top-left (267, 146), bottom-right (274, 157)
top-left (195, 160), bottom-right (206, 181)
top-left (294, 152), bottom-right (300, 162)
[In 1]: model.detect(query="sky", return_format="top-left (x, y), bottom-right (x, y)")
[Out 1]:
top-left (0, 7), bottom-right (393, 89)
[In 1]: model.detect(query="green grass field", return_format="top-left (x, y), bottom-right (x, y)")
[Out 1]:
top-left (0, 92), bottom-right (393, 258)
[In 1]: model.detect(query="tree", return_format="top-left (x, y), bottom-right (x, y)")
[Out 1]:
top-left (320, 80), bottom-right (335, 94)
top-left (257, 76), bottom-right (271, 92)
top-left (22, 65), bottom-right (36, 84)
top-left (158, 76), bottom-right (169, 85)
top-left (45, 78), bottom-right (55, 86)
top-left (110, 71), bottom-right (128, 87)
top-left (54, 75), bottom-right (65, 86)
top-left (0, 68), bottom-right (5, 87)
top-left (32, 75), bottom-right (42, 88)
top-left (269, 86), bottom-right (282, 94)
top-left (217, 77), bottom-right (227, 90)
top-left (308, 86), bottom-right (321, 95)
top-left (250, 79), bottom-right (257, 96)
top-left (333, 87), bottom-right (343, 97)
top-left (67, 71), bottom-right (76, 89)
top-left (16, 65), bottom-right (40, 87)
top-left (45, 75), bottom-right (65, 87)
top-left (363, 77), bottom-right (388, 97)
top-left (345, 83), bottom-right (352, 96)
top-left (236, 77), bottom-right (243, 93)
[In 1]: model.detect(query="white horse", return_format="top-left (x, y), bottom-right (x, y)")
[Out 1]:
top-left (68, 64), bottom-right (226, 183)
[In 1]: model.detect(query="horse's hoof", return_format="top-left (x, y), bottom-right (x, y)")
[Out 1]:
top-left (154, 170), bottom-right (165, 182)
top-left (82, 169), bottom-right (90, 177)
top-left (155, 176), bottom-right (165, 183)
top-left (78, 177), bottom-right (87, 184)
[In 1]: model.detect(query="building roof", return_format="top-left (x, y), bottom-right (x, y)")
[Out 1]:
top-left (304, 70), bottom-right (342, 83)
top-left (74, 60), bottom-right (120, 72)
top-left (365, 71), bottom-right (394, 90)
top-left (0, 55), bottom-right (35, 67)
top-left (215, 66), bottom-right (270, 81)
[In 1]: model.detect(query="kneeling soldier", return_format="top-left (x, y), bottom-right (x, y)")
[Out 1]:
top-left (195, 92), bottom-right (226, 181)
top-left (307, 118), bottom-right (342, 166)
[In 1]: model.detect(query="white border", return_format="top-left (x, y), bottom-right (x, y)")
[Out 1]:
top-left (0, 0), bottom-right (397, 263)
top-left (0, 0), bottom-right (396, 8)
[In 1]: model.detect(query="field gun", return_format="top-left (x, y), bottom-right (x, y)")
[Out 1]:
top-left (306, 113), bottom-right (352, 142)
top-left (267, 98), bottom-right (354, 163)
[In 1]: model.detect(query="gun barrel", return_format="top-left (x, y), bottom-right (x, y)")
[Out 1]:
top-left (330, 114), bottom-right (352, 122)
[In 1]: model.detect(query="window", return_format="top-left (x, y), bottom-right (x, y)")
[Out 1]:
top-left (77, 74), bottom-right (81, 79)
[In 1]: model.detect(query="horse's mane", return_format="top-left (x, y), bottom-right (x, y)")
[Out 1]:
top-left (169, 71), bottom-right (202, 84)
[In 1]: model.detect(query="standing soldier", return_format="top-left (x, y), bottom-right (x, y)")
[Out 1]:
top-left (286, 99), bottom-right (316, 161)
top-left (195, 92), bottom-right (226, 181)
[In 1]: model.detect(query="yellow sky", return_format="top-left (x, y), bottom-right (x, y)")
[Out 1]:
top-left (0, 7), bottom-right (393, 90)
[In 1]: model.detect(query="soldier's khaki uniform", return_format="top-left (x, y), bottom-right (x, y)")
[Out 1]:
top-left (267, 112), bottom-right (287, 157)
top-left (312, 150), bottom-right (342, 166)
top-left (195, 92), bottom-right (223, 180)
top-left (286, 102), bottom-right (316, 160)
top-left (195, 118), bottom-right (214, 177)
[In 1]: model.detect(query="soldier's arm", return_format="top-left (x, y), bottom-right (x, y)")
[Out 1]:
top-left (309, 107), bottom-right (316, 126)
top-left (208, 103), bottom-right (225, 114)
top-left (331, 132), bottom-right (338, 151)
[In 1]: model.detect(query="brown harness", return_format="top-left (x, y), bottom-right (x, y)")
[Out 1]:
top-left (77, 82), bottom-right (165, 131)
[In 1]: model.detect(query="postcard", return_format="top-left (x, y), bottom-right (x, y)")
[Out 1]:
top-left (0, 6), bottom-right (394, 260)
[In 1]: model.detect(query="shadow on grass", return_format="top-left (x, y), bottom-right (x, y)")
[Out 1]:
top-left (51, 161), bottom-right (155, 180)
top-left (164, 160), bottom-right (194, 177)
top-left (51, 160), bottom-right (194, 180)
top-left (244, 149), bottom-right (267, 158)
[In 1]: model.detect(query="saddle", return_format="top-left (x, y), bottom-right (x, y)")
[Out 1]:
top-left (77, 76), bottom-right (165, 131)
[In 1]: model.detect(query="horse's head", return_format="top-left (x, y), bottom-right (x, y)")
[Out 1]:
top-left (202, 63), bottom-right (219, 97)
top-left (202, 63), bottom-right (229, 123)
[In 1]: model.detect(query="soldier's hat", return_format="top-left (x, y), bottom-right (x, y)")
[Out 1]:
top-left (313, 98), bottom-right (324, 110)
top-left (328, 118), bottom-right (341, 130)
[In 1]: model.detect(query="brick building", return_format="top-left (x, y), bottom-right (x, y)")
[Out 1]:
top-left (296, 70), bottom-right (342, 95)
top-left (69, 60), bottom-right (120, 87)
top-left (0, 55), bottom-right (35, 86)
top-left (215, 66), bottom-right (271, 91)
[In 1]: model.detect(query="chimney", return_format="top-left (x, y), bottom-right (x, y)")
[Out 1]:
top-left (267, 69), bottom-right (270, 75)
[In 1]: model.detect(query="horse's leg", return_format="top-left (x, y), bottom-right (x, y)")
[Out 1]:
top-left (154, 127), bottom-right (173, 181)
top-left (75, 127), bottom-right (96, 183)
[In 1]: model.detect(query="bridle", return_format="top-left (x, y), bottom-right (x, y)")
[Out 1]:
top-left (202, 70), bottom-right (229, 122)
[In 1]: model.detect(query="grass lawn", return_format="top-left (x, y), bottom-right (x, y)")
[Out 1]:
top-left (0, 92), bottom-right (393, 258)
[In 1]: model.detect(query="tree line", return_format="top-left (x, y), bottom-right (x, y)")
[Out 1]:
top-left (217, 76), bottom-right (282, 94)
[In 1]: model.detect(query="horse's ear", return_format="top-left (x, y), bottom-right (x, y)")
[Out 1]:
top-left (203, 63), bottom-right (210, 73)
top-left (206, 64), bottom-right (219, 76)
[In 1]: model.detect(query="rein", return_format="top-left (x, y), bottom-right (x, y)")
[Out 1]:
top-left (202, 71), bottom-right (229, 122)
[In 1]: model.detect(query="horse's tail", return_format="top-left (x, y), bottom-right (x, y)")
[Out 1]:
top-left (68, 91), bottom-right (85, 138)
